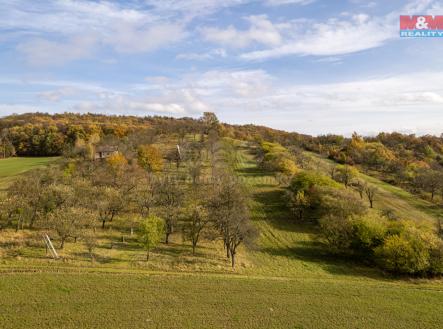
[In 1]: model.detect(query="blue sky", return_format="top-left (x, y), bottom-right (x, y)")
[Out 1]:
top-left (1, 0), bottom-right (443, 135)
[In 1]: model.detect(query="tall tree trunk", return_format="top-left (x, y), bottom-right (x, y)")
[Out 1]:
top-left (102, 220), bottom-right (106, 229)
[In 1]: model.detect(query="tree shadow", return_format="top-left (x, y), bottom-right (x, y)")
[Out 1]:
top-left (236, 166), bottom-right (266, 177)
top-left (260, 241), bottom-right (384, 279)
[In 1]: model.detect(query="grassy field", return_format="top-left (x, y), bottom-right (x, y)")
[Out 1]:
top-left (0, 157), bottom-right (58, 191)
top-left (0, 149), bottom-right (442, 328)
top-left (0, 272), bottom-right (442, 329)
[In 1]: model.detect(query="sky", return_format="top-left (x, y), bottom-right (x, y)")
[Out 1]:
top-left (1, 0), bottom-right (443, 136)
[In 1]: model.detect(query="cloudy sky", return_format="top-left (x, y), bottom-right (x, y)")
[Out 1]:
top-left (0, 0), bottom-right (443, 135)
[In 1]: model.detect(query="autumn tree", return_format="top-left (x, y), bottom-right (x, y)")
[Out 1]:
top-left (7, 169), bottom-right (53, 229)
top-left (415, 169), bottom-right (443, 201)
top-left (208, 174), bottom-right (257, 268)
top-left (139, 215), bottom-right (164, 261)
top-left (335, 165), bottom-right (358, 188)
top-left (155, 177), bottom-right (183, 244)
top-left (0, 128), bottom-right (15, 158)
top-left (183, 198), bottom-right (210, 255)
top-left (353, 179), bottom-right (365, 199)
top-left (364, 184), bottom-right (377, 208)
top-left (200, 112), bottom-right (219, 135)
top-left (287, 190), bottom-right (308, 221)
top-left (83, 230), bottom-right (98, 261)
top-left (94, 186), bottom-right (125, 229)
top-left (48, 207), bottom-right (92, 249)
top-left (137, 144), bottom-right (163, 172)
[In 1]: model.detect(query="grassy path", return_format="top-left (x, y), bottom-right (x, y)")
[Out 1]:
top-left (234, 146), bottom-right (382, 279)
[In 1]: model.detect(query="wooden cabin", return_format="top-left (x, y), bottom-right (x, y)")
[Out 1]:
top-left (94, 145), bottom-right (118, 160)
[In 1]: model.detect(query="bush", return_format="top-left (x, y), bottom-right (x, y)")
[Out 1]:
top-left (319, 217), bottom-right (353, 252)
top-left (260, 141), bottom-right (298, 175)
top-left (351, 213), bottom-right (387, 254)
top-left (318, 187), bottom-right (367, 220)
top-left (429, 240), bottom-right (443, 275)
top-left (375, 230), bottom-right (430, 275)
top-left (288, 171), bottom-right (341, 194)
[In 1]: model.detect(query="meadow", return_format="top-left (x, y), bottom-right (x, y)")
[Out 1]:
top-left (0, 157), bottom-right (58, 191)
top-left (1, 272), bottom-right (442, 329)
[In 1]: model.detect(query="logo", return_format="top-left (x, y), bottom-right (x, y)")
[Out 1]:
top-left (400, 15), bottom-right (443, 37)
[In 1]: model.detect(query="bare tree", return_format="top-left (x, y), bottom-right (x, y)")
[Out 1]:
top-left (208, 174), bottom-right (257, 268)
top-left (353, 180), bottom-right (365, 199)
top-left (48, 207), bottom-right (92, 249)
top-left (364, 184), bottom-right (377, 208)
top-left (415, 169), bottom-right (443, 201)
top-left (155, 177), bottom-right (183, 244)
top-left (94, 187), bottom-right (124, 229)
top-left (183, 199), bottom-right (210, 255)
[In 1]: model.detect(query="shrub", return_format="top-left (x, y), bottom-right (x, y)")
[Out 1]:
top-left (351, 213), bottom-right (387, 254)
top-left (375, 231), bottom-right (430, 275)
top-left (429, 240), bottom-right (443, 275)
top-left (288, 171), bottom-right (341, 194)
top-left (319, 217), bottom-right (353, 252)
top-left (318, 187), bottom-right (367, 220)
top-left (260, 141), bottom-right (298, 175)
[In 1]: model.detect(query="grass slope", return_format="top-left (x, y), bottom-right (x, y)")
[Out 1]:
top-left (0, 157), bottom-right (58, 191)
top-left (306, 152), bottom-right (443, 224)
top-left (235, 146), bottom-right (382, 279)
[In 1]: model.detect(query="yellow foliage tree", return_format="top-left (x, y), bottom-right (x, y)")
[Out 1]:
top-left (107, 152), bottom-right (128, 170)
top-left (137, 145), bottom-right (163, 172)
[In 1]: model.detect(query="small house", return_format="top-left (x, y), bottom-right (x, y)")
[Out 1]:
top-left (94, 145), bottom-right (118, 160)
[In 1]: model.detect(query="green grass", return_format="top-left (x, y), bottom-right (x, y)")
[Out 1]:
top-left (0, 272), bottom-right (442, 329)
top-left (0, 157), bottom-right (58, 190)
top-left (0, 145), bottom-right (443, 328)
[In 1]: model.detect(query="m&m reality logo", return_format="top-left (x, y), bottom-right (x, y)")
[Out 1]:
top-left (400, 15), bottom-right (443, 37)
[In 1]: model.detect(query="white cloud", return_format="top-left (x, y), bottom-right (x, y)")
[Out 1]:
top-left (3, 0), bottom-right (186, 65)
top-left (264, 0), bottom-right (315, 6)
top-left (38, 87), bottom-right (78, 102)
top-left (176, 48), bottom-right (227, 60)
top-left (201, 15), bottom-right (282, 48)
top-left (240, 14), bottom-right (396, 59)
top-left (71, 99), bottom-right (186, 116)
top-left (106, 23), bottom-right (186, 54)
top-left (17, 36), bottom-right (97, 66)
top-left (127, 102), bottom-right (186, 114)
top-left (0, 104), bottom-right (44, 116)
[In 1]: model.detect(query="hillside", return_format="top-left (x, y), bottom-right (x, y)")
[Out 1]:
top-left (305, 152), bottom-right (443, 225)
top-left (0, 142), bottom-right (442, 328)
top-left (0, 114), bottom-right (443, 328)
